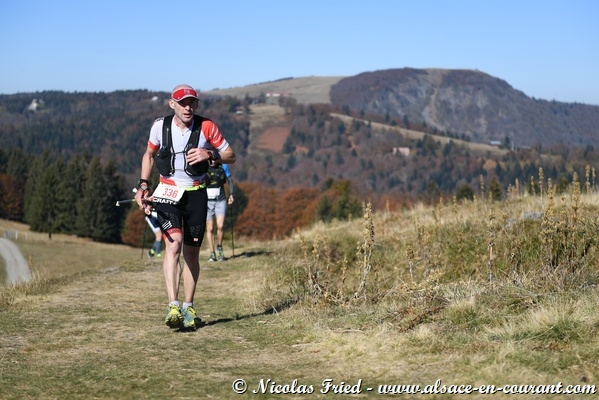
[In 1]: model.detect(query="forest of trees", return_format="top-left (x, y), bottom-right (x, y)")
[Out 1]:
top-left (0, 147), bottom-right (364, 244)
top-left (0, 149), bottom-right (127, 242)
top-left (1, 90), bottom-right (599, 245)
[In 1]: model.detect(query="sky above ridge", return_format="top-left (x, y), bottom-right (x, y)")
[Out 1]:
top-left (1, 0), bottom-right (598, 105)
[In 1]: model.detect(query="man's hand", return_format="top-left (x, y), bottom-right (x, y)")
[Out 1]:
top-left (134, 186), bottom-right (153, 215)
top-left (185, 147), bottom-right (212, 165)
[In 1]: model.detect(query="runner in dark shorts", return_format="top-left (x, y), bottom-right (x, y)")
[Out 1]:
top-left (135, 84), bottom-right (236, 330)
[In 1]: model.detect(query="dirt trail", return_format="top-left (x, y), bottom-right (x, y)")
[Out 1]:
top-left (0, 252), bottom-right (348, 398)
top-left (0, 238), bottom-right (31, 285)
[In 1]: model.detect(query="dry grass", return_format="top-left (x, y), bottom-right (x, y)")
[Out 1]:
top-left (1, 184), bottom-right (599, 398)
top-left (204, 76), bottom-right (345, 105)
top-left (254, 186), bottom-right (599, 396)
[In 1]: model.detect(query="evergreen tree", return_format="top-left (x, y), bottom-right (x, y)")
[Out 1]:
top-left (456, 183), bottom-right (474, 201)
top-left (47, 158), bottom-right (68, 233)
top-left (331, 180), bottom-right (363, 220)
top-left (24, 151), bottom-right (54, 228)
top-left (282, 135), bottom-right (295, 154)
top-left (334, 189), bottom-right (362, 220)
top-left (316, 196), bottom-right (333, 222)
top-left (28, 157), bottom-right (60, 236)
top-left (76, 157), bottom-right (104, 238)
top-left (91, 161), bottom-right (126, 243)
top-left (54, 157), bottom-right (85, 234)
top-left (6, 148), bottom-right (29, 182)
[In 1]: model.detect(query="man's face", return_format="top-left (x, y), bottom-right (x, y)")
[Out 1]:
top-left (170, 98), bottom-right (198, 125)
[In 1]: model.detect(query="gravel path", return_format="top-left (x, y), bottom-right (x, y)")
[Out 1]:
top-left (0, 238), bottom-right (32, 285)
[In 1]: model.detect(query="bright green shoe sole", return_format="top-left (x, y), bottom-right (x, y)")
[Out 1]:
top-left (182, 307), bottom-right (201, 329)
top-left (165, 306), bottom-right (183, 329)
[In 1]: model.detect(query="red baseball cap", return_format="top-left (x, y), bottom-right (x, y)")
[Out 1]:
top-left (171, 85), bottom-right (198, 101)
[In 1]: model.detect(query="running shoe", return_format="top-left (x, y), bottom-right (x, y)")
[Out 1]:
top-left (148, 249), bottom-right (156, 258)
top-left (217, 245), bottom-right (224, 261)
top-left (208, 252), bottom-right (217, 262)
top-left (164, 304), bottom-right (183, 328)
top-left (182, 306), bottom-right (201, 329)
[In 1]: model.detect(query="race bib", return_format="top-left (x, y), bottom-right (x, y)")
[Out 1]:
top-left (207, 187), bottom-right (221, 200)
top-left (153, 183), bottom-right (185, 204)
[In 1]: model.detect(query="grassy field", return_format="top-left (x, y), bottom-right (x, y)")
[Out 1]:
top-left (204, 76), bottom-right (344, 105)
top-left (1, 183), bottom-right (598, 398)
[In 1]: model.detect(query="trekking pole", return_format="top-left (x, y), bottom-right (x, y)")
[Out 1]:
top-left (141, 227), bottom-right (147, 260)
top-left (230, 203), bottom-right (235, 258)
top-left (115, 198), bottom-right (135, 206)
top-left (116, 188), bottom-right (139, 207)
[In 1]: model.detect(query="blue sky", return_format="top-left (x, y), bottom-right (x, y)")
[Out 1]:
top-left (1, 0), bottom-right (597, 105)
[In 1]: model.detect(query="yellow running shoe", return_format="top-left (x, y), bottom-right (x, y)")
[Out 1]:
top-left (164, 305), bottom-right (183, 328)
top-left (182, 306), bottom-right (201, 329)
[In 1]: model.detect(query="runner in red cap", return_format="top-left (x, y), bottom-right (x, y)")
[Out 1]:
top-left (135, 83), bottom-right (236, 330)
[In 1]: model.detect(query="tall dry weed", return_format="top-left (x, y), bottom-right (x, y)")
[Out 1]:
top-left (261, 167), bottom-right (599, 332)
top-left (354, 202), bottom-right (375, 300)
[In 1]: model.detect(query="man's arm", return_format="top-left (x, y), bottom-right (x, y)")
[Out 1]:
top-left (226, 173), bottom-right (234, 205)
top-left (135, 146), bottom-right (157, 212)
top-left (217, 146), bottom-right (236, 164)
top-left (226, 175), bottom-right (234, 197)
top-left (140, 146), bottom-right (156, 182)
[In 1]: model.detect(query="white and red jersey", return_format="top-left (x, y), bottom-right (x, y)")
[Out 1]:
top-left (147, 115), bottom-right (229, 188)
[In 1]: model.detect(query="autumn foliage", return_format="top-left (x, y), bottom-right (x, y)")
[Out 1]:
top-left (233, 182), bottom-right (321, 240)
top-left (230, 178), bottom-right (373, 240)
top-left (121, 208), bottom-right (149, 247)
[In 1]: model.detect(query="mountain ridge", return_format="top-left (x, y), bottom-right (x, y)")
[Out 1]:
top-left (206, 68), bottom-right (599, 149)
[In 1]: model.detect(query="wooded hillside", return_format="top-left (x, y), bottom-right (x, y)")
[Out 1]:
top-left (2, 70), bottom-right (599, 242)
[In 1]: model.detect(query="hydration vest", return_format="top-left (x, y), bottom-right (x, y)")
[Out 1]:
top-left (155, 115), bottom-right (208, 177)
top-left (206, 164), bottom-right (227, 189)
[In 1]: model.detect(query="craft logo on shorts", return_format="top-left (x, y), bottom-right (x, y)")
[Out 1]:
top-left (153, 197), bottom-right (178, 205)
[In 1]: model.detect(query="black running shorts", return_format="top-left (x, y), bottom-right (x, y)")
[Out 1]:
top-left (153, 188), bottom-right (208, 247)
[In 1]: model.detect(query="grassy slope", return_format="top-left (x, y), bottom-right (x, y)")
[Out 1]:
top-left (1, 190), bottom-right (599, 399)
top-left (204, 76), bottom-right (345, 105)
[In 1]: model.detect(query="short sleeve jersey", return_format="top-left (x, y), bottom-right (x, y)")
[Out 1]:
top-left (147, 115), bottom-right (229, 187)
